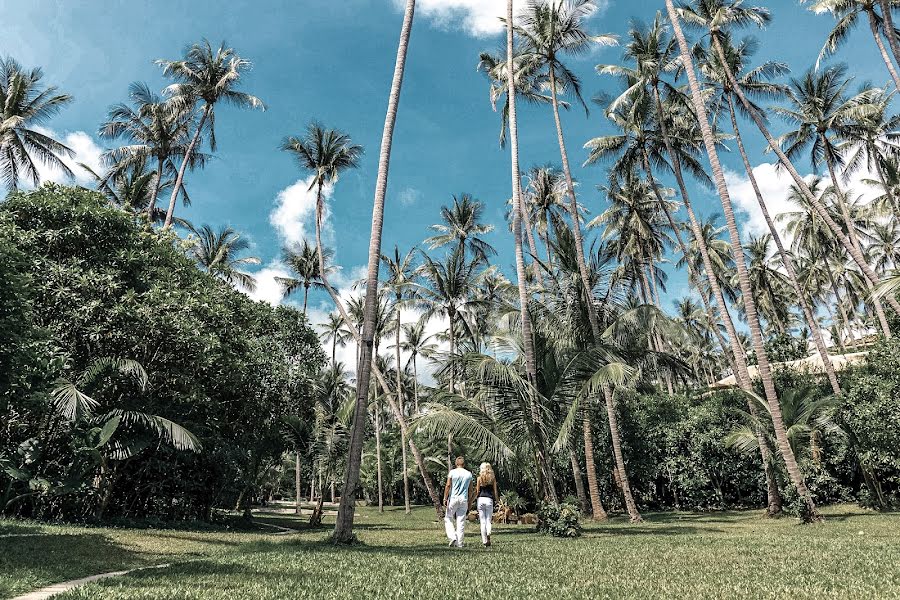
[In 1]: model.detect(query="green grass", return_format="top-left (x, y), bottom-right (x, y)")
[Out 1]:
top-left (3, 505), bottom-right (899, 599)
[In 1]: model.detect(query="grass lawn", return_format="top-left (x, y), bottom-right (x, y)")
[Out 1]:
top-left (2, 504), bottom-right (899, 599)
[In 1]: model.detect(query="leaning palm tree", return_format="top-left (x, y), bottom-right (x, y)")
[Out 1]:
top-left (695, 33), bottom-right (842, 394)
top-left (332, 0), bottom-right (419, 543)
top-left (773, 65), bottom-right (891, 336)
top-left (806, 0), bottom-right (900, 89)
top-left (0, 56), bottom-right (73, 190)
top-left (185, 223), bottom-right (260, 291)
top-left (278, 240), bottom-right (333, 313)
top-left (667, 0), bottom-right (821, 520)
top-left (98, 81), bottom-right (194, 219)
top-left (678, 0), bottom-right (900, 322)
top-left (157, 40), bottom-right (265, 228)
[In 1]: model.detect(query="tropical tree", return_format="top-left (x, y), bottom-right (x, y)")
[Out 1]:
top-left (395, 317), bottom-right (438, 414)
top-left (667, 0), bottom-right (821, 520)
top-left (0, 56), bottom-right (73, 191)
top-left (279, 240), bottom-right (333, 313)
top-left (157, 41), bottom-right (265, 228)
top-left (321, 312), bottom-right (350, 366)
top-left (426, 193), bottom-right (496, 263)
top-left (185, 223), bottom-right (260, 291)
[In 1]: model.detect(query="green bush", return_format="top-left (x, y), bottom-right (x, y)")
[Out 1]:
top-left (536, 501), bottom-right (581, 538)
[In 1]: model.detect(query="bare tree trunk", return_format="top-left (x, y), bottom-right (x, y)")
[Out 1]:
top-left (726, 96), bottom-right (841, 395)
top-left (506, 0), bottom-right (557, 503)
top-left (164, 104), bottom-right (209, 229)
top-left (295, 451), bottom-right (302, 515)
top-left (374, 398), bottom-right (384, 513)
top-left (333, 0), bottom-right (420, 543)
top-left (603, 387), bottom-right (641, 522)
top-left (669, 11), bottom-right (819, 520)
top-left (581, 416), bottom-right (608, 521)
top-left (147, 156), bottom-right (164, 220)
top-left (396, 309), bottom-right (411, 513)
top-left (569, 448), bottom-right (590, 516)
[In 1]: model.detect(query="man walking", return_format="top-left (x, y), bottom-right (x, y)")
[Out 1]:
top-left (444, 456), bottom-right (472, 547)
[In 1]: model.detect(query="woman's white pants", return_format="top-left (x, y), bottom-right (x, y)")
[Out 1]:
top-left (477, 497), bottom-right (493, 544)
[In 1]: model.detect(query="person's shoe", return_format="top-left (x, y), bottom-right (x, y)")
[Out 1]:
top-left (448, 538), bottom-right (457, 547)
top-left (486, 535), bottom-right (491, 547)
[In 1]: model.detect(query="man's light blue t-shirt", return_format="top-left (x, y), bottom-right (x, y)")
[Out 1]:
top-left (448, 467), bottom-right (472, 501)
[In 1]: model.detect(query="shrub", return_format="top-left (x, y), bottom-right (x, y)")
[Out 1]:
top-left (536, 501), bottom-right (581, 538)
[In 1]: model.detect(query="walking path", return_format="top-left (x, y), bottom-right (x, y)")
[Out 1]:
top-left (10, 564), bottom-right (170, 600)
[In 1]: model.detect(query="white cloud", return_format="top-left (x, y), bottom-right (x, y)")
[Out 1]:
top-left (247, 262), bottom-right (292, 306)
top-left (269, 176), bottom-right (334, 248)
top-left (29, 128), bottom-right (104, 187)
top-left (397, 186), bottom-right (421, 207)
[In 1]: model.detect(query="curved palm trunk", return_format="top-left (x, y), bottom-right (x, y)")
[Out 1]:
top-left (568, 447), bottom-right (590, 516)
top-left (507, 0), bottom-right (557, 503)
top-left (548, 63), bottom-right (636, 516)
top-left (164, 104), bottom-right (209, 229)
top-left (708, 33), bottom-right (900, 323)
top-left (412, 353), bottom-right (420, 414)
top-left (395, 309), bottom-right (411, 513)
top-left (726, 96), bottom-right (841, 395)
top-left (878, 0), bottom-right (900, 79)
top-left (866, 7), bottom-right (900, 91)
top-left (374, 386), bottom-right (384, 513)
top-left (642, 145), bottom-right (782, 515)
top-left (331, 3), bottom-right (438, 539)
top-left (521, 202), bottom-right (545, 289)
top-left (822, 142), bottom-right (891, 337)
top-left (668, 7), bottom-right (820, 520)
top-left (582, 415), bottom-right (608, 520)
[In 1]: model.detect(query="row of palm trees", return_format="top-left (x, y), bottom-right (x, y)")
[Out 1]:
top-left (6, 0), bottom-right (900, 537)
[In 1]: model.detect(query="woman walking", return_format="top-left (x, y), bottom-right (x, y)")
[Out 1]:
top-left (475, 462), bottom-right (499, 547)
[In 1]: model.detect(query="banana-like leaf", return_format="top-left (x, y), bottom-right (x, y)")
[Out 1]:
top-left (96, 416), bottom-right (122, 448)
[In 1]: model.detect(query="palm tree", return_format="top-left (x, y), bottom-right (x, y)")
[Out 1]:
top-left (425, 193), bottom-right (496, 263)
top-left (806, 0), bottom-right (900, 89)
top-left (0, 56), bottom-right (73, 190)
top-left (868, 221), bottom-right (900, 274)
top-left (742, 234), bottom-right (794, 335)
top-left (666, 0), bottom-right (821, 520)
top-left (278, 240), bottom-right (332, 313)
top-left (524, 165), bottom-right (568, 265)
top-left (185, 224), bottom-right (260, 291)
top-left (678, 0), bottom-right (900, 322)
top-left (157, 41), bottom-right (265, 228)
top-left (380, 245), bottom-right (418, 514)
top-left (505, 0), bottom-right (558, 503)
top-left (98, 81), bottom-right (194, 219)
top-left (333, 0), bottom-right (418, 543)
top-left (695, 33), bottom-right (842, 393)
top-left (321, 312), bottom-right (350, 366)
top-left (80, 155), bottom-right (173, 220)
top-left (395, 318), bottom-right (437, 414)
top-left (774, 65), bottom-right (891, 336)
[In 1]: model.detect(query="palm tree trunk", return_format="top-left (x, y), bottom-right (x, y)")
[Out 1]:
top-left (295, 451), bottom-right (302, 515)
top-left (395, 309), bottom-right (411, 513)
top-left (147, 156), bottom-right (164, 220)
top-left (878, 0), bottom-right (900, 80)
top-left (548, 63), bottom-right (636, 513)
top-left (708, 32), bottom-right (900, 323)
top-left (727, 96), bottom-right (841, 395)
top-left (164, 104), bottom-right (209, 229)
top-left (867, 7), bottom-right (900, 91)
top-left (669, 8), bottom-right (820, 520)
top-left (303, 286), bottom-right (309, 314)
top-left (521, 199), bottom-right (545, 289)
top-left (603, 387), bottom-right (641, 522)
top-left (822, 141), bottom-right (891, 337)
top-left (412, 354), bottom-right (420, 413)
top-left (507, 0), bottom-right (557, 504)
top-left (374, 398), bottom-right (384, 513)
top-left (871, 141), bottom-right (900, 214)
top-left (582, 415), bottom-right (608, 521)
top-left (641, 135), bottom-right (782, 515)
top-left (569, 448), bottom-right (590, 516)
top-left (333, 0), bottom-right (423, 542)
top-left (828, 268), bottom-right (855, 347)
top-left (542, 230), bottom-right (554, 270)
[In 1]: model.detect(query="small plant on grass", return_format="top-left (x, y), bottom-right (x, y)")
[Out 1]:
top-left (536, 501), bottom-right (582, 538)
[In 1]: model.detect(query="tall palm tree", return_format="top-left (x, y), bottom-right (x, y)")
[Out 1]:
top-left (395, 318), bottom-right (437, 414)
top-left (98, 81), bottom-right (194, 219)
top-left (774, 65), bottom-right (891, 336)
top-left (321, 312), bottom-right (350, 366)
top-left (742, 234), bottom-right (794, 335)
top-left (524, 165), bottom-right (568, 265)
top-left (278, 240), bottom-right (332, 313)
top-left (695, 33), bottom-right (842, 393)
top-left (380, 245), bottom-right (418, 514)
top-left (505, 0), bottom-right (558, 503)
top-left (157, 41), bottom-right (265, 228)
top-left (185, 223), bottom-right (260, 291)
top-left (332, 0), bottom-right (419, 543)
top-left (0, 56), bottom-right (73, 190)
top-left (868, 221), bottom-right (900, 274)
top-left (678, 0), bottom-right (900, 322)
top-left (807, 0), bottom-right (900, 89)
top-left (666, 0), bottom-right (821, 520)
top-left (425, 193), bottom-right (496, 263)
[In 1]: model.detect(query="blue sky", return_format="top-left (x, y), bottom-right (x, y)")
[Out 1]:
top-left (2, 0), bottom-right (893, 347)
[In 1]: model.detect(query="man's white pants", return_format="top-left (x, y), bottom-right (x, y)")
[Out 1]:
top-left (444, 497), bottom-right (468, 546)
top-left (477, 497), bottom-right (493, 544)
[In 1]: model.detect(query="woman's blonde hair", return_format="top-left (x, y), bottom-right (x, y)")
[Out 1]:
top-left (479, 462), bottom-right (495, 486)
